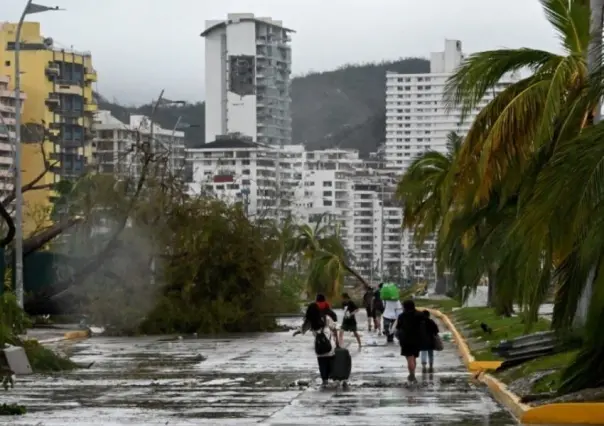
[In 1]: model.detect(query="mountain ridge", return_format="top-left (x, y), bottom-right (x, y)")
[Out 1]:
top-left (96, 57), bottom-right (430, 157)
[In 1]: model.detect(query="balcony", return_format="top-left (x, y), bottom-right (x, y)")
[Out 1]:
top-left (85, 68), bottom-right (97, 82)
top-left (45, 64), bottom-right (60, 78)
top-left (0, 89), bottom-right (25, 101)
top-left (45, 93), bottom-right (60, 107)
top-left (54, 83), bottom-right (82, 96)
top-left (84, 102), bottom-right (98, 113)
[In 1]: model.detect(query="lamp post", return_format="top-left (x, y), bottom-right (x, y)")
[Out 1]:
top-left (14, 1), bottom-right (62, 308)
top-left (240, 187), bottom-right (250, 217)
top-left (170, 118), bottom-right (199, 177)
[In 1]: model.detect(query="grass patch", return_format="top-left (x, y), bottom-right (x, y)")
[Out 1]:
top-left (496, 350), bottom-right (579, 393)
top-left (450, 307), bottom-right (551, 361)
top-left (22, 340), bottom-right (78, 372)
top-left (0, 403), bottom-right (26, 416)
top-left (415, 298), bottom-right (461, 313)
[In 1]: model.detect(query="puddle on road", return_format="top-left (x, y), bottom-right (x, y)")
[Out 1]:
top-left (1, 333), bottom-right (518, 425)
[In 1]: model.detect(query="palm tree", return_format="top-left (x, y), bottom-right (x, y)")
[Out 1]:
top-left (442, 0), bottom-right (604, 391)
top-left (444, 0), bottom-right (595, 203)
top-left (396, 131), bottom-right (462, 243)
top-left (294, 214), bottom-right (369, 299)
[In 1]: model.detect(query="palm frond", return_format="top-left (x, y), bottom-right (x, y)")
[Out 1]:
top-left (444, 49), bottom-right (560, 120)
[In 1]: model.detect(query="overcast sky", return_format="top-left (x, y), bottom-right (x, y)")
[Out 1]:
top-left (5, 0), bottom-right (559, 105)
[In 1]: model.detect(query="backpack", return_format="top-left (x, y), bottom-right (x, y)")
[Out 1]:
top-left (314, 321), bottom-right (333, 356)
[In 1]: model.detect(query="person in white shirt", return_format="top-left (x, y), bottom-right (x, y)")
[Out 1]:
top-left (382, 299), bottom-right (403, 343)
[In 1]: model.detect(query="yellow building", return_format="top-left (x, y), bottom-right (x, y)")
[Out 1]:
top-left (0, 21), bottom-right (97, 233)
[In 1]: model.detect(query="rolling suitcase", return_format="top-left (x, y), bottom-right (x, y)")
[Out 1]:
top-left (330, 345), bottom-right (352, 381)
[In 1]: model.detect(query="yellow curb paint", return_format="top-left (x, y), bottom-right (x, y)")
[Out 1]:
top-left (481, 372), bottom-right (530, 420)
top-left (521, 403), bottom-right (604, 425)
top-left (63, 330), bottom-right (90, 340)
top-left (469, 360), bottom-right (503, 372)
top-left (430, 307), bottom-right (604, 425)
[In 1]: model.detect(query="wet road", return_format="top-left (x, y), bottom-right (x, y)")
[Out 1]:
top-left (3, 314), bottom-right (517, 425)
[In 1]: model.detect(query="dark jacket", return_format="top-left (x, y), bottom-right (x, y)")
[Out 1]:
top-left (395, 310), bottom-right (424, 347)
top-left (419, 318), bottom-right (439, 350)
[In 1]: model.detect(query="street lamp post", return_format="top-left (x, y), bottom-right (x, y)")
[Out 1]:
top-left (14, 1), bottom-right (61, 308)
top-left (170, 118), bottom-right (199, 177)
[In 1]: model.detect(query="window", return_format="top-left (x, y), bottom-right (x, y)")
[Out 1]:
top-left (323, 191), bottom-right (332, 197)
top-left (323, 181), bottom-right (332, 187)
top-left (4, 61), bottom-right (10, 66)
top-left (323, 200), bottom-right (333, 206)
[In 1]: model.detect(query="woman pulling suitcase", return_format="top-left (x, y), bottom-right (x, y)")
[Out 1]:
top-left (294, 299), bottom-right (351, 389)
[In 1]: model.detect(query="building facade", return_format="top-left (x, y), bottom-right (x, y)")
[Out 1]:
top-left (93, 110), bottom-right (185, 180)
top-left (384, 39), bottom-right (517, 170)
top-left (201, 13), bottom-right (293, 147)
top-left (185, 139), bottom-right (428, 283)
top-left (0, 74), bottom-right (25, 198)
top-left (187, 136), bottom-right (282, 217)
top-left (0, 22), bottom-right (97, 231)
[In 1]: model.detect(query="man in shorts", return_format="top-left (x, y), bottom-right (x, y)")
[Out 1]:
top-left (372, 284), bottom-right (385, 334)
top-left (362, 287), bottom-right (375, 332)
top-left (340, 293), bottom-right (362, 349)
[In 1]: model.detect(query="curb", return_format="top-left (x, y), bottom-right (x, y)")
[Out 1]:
top-left (430, 308), bottom-right (604, 425)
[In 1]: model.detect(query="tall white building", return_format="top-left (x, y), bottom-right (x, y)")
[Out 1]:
top-left (0, 74), bottom-right (23, 198)
top-left (202, 13), bottom-right (294, 147)
top-left (384, 39), bottom-right (517, 170)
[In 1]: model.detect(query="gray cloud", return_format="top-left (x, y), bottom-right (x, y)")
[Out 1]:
top-left (4, 0), bottom-right (559, 105)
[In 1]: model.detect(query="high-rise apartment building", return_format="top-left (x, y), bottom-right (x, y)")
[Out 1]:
top-left (384, 39), bottom-right (517, 170)
top-left (0, 74), bottom-right (25, 198)
top-left (201, 13), bottom-right (294, 147)
top-left (0, 22), bottom-right (97, 230)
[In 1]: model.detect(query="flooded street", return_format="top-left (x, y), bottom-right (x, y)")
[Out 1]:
top-left (3, 314), bottom-right (516, 425)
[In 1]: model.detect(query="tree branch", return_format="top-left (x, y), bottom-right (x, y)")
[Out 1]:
top-left (0, 202), bottom-right (15, 247)
top-left (22, 216), bottom-right (83, 257)
top-left (2, 120), bottom-right (59, 208)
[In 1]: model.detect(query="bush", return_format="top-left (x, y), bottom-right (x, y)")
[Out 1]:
top-left (0, 403), bottom-right (26, 416)
top-left (0, 293), bottom-right (76, 373)
top-left (0, 293), bottom-right (31, 347)
top-left (21, 340), bottom-right (77, 372)
top-left (139, 199), bottom-right (281, 334)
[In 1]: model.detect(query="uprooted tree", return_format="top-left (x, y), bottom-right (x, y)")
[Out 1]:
top-left (0, 119), bottom-right (294, 333)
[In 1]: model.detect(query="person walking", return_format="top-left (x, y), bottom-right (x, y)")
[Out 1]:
top-left (382, 295), bottom-right (402, 344)
top-left (419, 310), bottom-right (439, 373)
top-left (393, 299), bottom-right (424, 383)
top-left (372, 284), bottom-right (385, 334)
top-left (315, 293), bottom-right (337, 322)
top-left (339, 292), bottom-right (362, 349)
top-left (294, 302), bottom-right (341, 388)
top-left (362, 286), bottom-right (375, 332)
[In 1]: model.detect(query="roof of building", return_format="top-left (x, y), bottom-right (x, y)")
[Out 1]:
top-left (200, 17), bottom-right (295, 37)
top-left (188, 138), bottom-right (267, 150)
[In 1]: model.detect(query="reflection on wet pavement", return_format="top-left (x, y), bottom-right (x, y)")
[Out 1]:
top-left (1, 315), bottom-right (518, 425)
